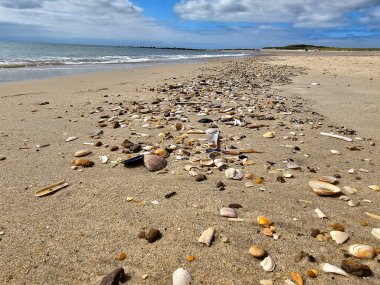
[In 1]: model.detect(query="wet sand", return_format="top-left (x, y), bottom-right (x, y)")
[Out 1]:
top-left (0, 54), bottom-right (379, 285)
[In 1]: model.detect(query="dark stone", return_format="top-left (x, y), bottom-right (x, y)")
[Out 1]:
top-left (341, 258), bottom-right (372, 277)
top-left (164, 191), bottom-right (177, 199)
top-left (276, 176), bottom-right (285, 183)
top-left (113, 122), bottom-right (120, 129)
top-left (99, 267), bottom-right (126, 285)
top-left (310, 228), bottom-right (320, 237)
top-left (216, 181), bottom-right (225, 190)
top-left (110, 146), bottom-right (119, 152)
top-left (145, 228), bottom-right (161, 243)
top-left (129, 144), bottom-right (142, 153)
top-left (194, 174), bottom-right (207, 182)
top-left (138, 231), bottom-right (146, 239)
top-left (95, 141), bottom-right (103, 147)
top-left (121, 139), bottom-right (134, 149)
top-left (198, 118), bottom-right (213, 123)
top-left (228, 203), bottom-right (242, 209)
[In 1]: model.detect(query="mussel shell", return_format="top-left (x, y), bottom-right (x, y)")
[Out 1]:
top-left (122, 154), bottom-right (144, 167)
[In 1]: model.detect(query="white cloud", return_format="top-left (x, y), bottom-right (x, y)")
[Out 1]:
top-left (174, 0), bottom-right (380, 28)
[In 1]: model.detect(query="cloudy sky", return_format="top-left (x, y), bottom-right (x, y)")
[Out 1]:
top-left (0, 0), bottom-right (379, 48)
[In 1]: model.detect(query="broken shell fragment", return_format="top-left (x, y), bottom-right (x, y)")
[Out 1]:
top-left (343, 186), bottom-right (357, 195)
top-left (71, 158), bottom-right (94, 168)
top-left (315, 208), bottom-right (328, 219)
top-left (100, 155), bottom-right (108, 164)
top-left (308, 180), bottom-right (341, 196)
top-left (330, 231), bottom-right (349, 244)
top-left (321, 263), bottom-right (348, 277)
top-left (172, 268), bottom-right (191, 285)
top-left (260, 255), bottom-right (275, 272)
top-left (224, 168), bottom-right (244, 180)
top-left (290, 272), bottom-right (303, 285)
top-left (198, 227), bottom-right (215, 247)
top-left (65, 136), bottom-right (78, 142)
top-left (220, 207), bottom-right (237, 218)
top-left (371, 228), bottom-right (380, 240)
top-left (286, 159), bottom-right (300, 169)
top-left (74, 149), bottom-right (92, 157)
top-left (348, 244), bottom-right (376, 259)
top-left (144, 155), bottom-right (167, 171)
top-left (368, 185), bottom-right (380, 191)
top-left (330, 149), bottom-right (341, 155)
top-left (257, 215), bottom-right (272, 227)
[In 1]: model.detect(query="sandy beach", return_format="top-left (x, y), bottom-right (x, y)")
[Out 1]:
top-left (1, 53), bottom-right (379, 285)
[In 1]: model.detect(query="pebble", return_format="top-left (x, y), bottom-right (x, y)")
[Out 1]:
top-left (0, 155), bottom-right (6, 161)
top-left (129, 144), bottom-right (142, 153)
top-left (249, 244), bottom-right (266, 258)
top-left (341, 258), bottom-right (372, 277)
top-left (164, 191), bottom-right (177, 198)
top-left (194, 174), bottom-right (207, 182)
top-left (99, 268), bottom-right (126, 285)
top-left (145, 228), bottom-right (161, 243)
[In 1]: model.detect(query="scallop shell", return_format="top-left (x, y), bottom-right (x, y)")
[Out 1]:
top-left (257, 215), bottom-right (272, 227)
top-left (74, 149), bottom-right (92, 157)
top-left (348, 244), bottom-right (376, 259)
top-left (308, 180), bottom-right (341, 196)
top-left (144, 155), bottom-right (167, 171)
top-left (263, 131), bottom-right (274, 138)
top-left (172, 268), bottom-right (191, 285)
top-left (371, 228), bottom-right (380, 240)
top-left (330, 231), bottom-right (349, 244)
top-left (321, 263), bottom-right (348, 277)
top-left (260, 255), bottom-right (275, 272)
top-left (198, 227), bottom-right (215, 246)
top-left (368, 185), bottom-right (380, 191)
top-left (220, 207), bottom-right (237, 218)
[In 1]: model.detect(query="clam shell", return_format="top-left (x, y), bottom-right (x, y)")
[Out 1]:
top-left (144, 155), bottom-right (167, 171)
top-left (65, 136), bottom-right (78, 142)
top-left (263, 131), bottom-right (274, 138)
top-left (318, 176), bottom-right (338, 184)
top-left (200, 158), bottom-right (214, 166)
top-left (257, 215), bottom-right (272, 227)
top-left (74, 149), bottom-right (92, 157)
top-left (249, 244), bottom-right (266, 258)
top-left (198, 227), bottom-right (215, 246)
top-left (260, 255), bottom-right (275, 272)
top-left (371, 228), bottom-right (380, 240)
top-left (368, 185), bottom-right (380, 191)
top-left (214, 159), bottom-right (227, 170)
top-left (321, 263), bottom-right (348, 277)
top-left (224, 168), bottom-right (244, 180)
top-left (155, 148), bottom-right (169, 158)
top-left (348, 244), bottom-right (376, 259)
top-left (172, 268), bottom-right (191, 285)
top-left (283, 171), bottom-right (292, 178)
top-left (308, 180), bottom-right (341, 196)
top-left (330, 231), bottom-right (349, 244)
top-left (100, 155), bottom-right (108, 164)
top-left (220, 207), bottom-right (237, 218)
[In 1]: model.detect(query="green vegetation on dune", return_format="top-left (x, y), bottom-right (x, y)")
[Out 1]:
top-left (263, 44), bottom-right (380, 51)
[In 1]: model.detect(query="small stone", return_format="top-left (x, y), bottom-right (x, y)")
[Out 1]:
top-left (164, 191), bottom-right (177, 198)
top-left (263, 228), bottom-right (273, 237)
top-left (110, 146), bottom-right (119, 152)
top-left (0, 155), bottom-right (6, 161)
top-left (122, 139), bottom-right (134, 148)
top-left (276, 176), bottom-right (285, 183)
top-left (310, 229), bottom-right (321, 237)
top-left (341, 258), bottom-right (372, 277)
top-left (118, 252), bottom-right (126, 261)
top-left (316, 234), bottom-right (325, 242)
top-left (95, 141), bottom-right (103, 147)
top-left (138, 231), bottom-right (145, 239)
top-left (228, 203), bottom-right (242, 209)
top-left (220, 207), bottom-right (237, 218)
top-left (249, 244), bottom-right (266, 258)
top-left (99, 268), bottom-right (126, 285)
top-left (130, 144), bottom-right (142, 153)
top-left (194, 174), bottom-right (207, 182)
top-left (216, 181), bottom-right (225, 189)
top-left (142, 274), bottom-right (149, 280)
top-left (145, 228), bottom-right (161, 243)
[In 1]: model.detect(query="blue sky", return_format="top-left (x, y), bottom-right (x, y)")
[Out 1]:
top-left (0, 0), bottom-right (379, 48)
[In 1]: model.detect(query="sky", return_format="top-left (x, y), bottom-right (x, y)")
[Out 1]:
top-left (0, 0), bottom-right (379, 48)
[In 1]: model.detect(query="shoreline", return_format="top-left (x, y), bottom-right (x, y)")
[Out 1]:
top-left (0, 54), bottom-right (379, 284)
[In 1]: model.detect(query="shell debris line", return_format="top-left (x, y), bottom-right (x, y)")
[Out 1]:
top-left (2, 56), bottom-right (380, 284)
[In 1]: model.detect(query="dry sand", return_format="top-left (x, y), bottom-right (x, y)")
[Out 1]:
top-left (0, 54), bottom-right (379, 285)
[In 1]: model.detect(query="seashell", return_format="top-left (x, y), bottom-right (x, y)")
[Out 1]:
top-left (74, 149), bottom-right (92, 157)
top-left (214, 159), bottom-right (227, 170)
top-left (330, 231), bottom-right (349, 244)
top-left (347, 168), bottom-right (355, 174)
top-left (224, 168), bottom-right (244, 180)
top-left (200, 158), bottom-right (214, 166)
top-left (100, 155), bottom-right (108, 164)
top-left (348, 244), bottom-right (376, 259)
top-left (72, 158), bottom-right (94, 167)
top-left (90, 129), bottom-right (103, 138)
top-left (286, 159), bottom-right (300, 169)
top-left (143, 145), bottom-right (154, 151)
top-left (184, 165), bottom-right (198, 171)
top-left (260, 280), bottom-right (273, 285)
top-left (34, 180), bottom-right (69, 197)
top-left (257, 215), bottom-right (272, 227)
top-left (290, 272), bottom-right (303, 285)
top-left (260, 255), bottom-right (275, 272)
top-left (320, 132), bottom-right (352, 142)
top-left (318, 176), bottom-right (338, 184)
top-left (220, 207), bottom-right (237, 218)
top-left (154, 148), bottom-right (169, 157)
top-left (283, 171), bottom-right (292, 178)
top-left (263, 131), bottom-right (274, 138)
top-left (368, 185), bottom-right (380, 191)
top-left (249, 244), bottom-right (266, 258)
top-left (307, 269), bottom-right (318, 278)
top-left (330, 149), bottom-right (341, 155)
top-left (371, 228), bottom-right (380, 240)
top-left (321, 263), bottom-right (348, 277)
top-left (172, 268), bottom-right (191, 285)
top-left (144, 155), bottom-right (167, 171)
top-left (315, 208), bottom-right (328, 219)
top-left (343, 186), bottom-right (357, 195)
top-left (198, 227), bottom-right (215, 246)
top-left (131, 114), bottom-right (140, 119)
top-left (308, 180), bottom-right (341, 196)
top-left (122, 154), bottom-right (144, 167)
top-left (187, 129), bottom-right (205, 134)
top-left (65, 136), bottom-right (78, 142)
top-left (365, 212), bottom-right (380, 220)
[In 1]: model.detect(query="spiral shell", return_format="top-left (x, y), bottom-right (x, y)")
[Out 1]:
top-left (348, 244), bottom-right (376, 259)
top-left (308, 180), bottom-right (341, 196)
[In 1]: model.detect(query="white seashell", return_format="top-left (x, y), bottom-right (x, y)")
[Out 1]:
top-left (347, 200), bottom-right (358, 207)
top-left (330, 149), bottom-right (341, 155)
top-left (286, 159), bottom-right (300, 169)
top-left (99, 155), bottom-right (108, 164)
top-left (348, 244), bottom-right (376, 259)
top-left (347, 168), bottom-right (355, 174)
top-left (260, 255), bottom-right (275, 272)
top-left (283, 171), bottom-right (292, 178)
top-left (339, 195), bottom-right (350, 201)
top-left (260, 280), bottom-right (273, 285)
top-left (330, 231), bottom-right (349, 244)
top-left (74, 149), bottom-right (92, 157)
top-left (343, 186), bottom-right (357, 195)
top-left (65, 136), bottom-right (78, 142)
top-left (308, 180), bottom-right (341, 196)
top-left (184, 165), bottom-right (197, 171)
top-left (188, 170), bottom-right (198, 177)
top-left (198, 227), bottom-right (215, 246)
top-left (320, 132), bottom-right (353, 142)
top-left (284, 280), bottom-right (296, 285)
top-left (263, 131), bottom-right (274, 138)
top-left (321, 263), bottom-right (348, 277)
top-left (214, 159), bottom-right (227, 170)
top-left (172, 268), bottom-right (191, 285)
top-left (368, 185), bottom-right (380, 191)
top-left (224, 168), bottom-right (244, 180)
top-left (200, 158), bottom-right (214, 166)
top-left (318, 176), bottom-right (338, 184)
top-left (220, 207), bottom-right (237, 218)
top-left (315, 208), bottom-right (328, 219)
top-left (371, 228), bottom-right (380, 240)
top-left (131, 114), bottom-right (141, 119)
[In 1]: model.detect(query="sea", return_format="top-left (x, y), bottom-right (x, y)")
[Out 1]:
top-left (0, 41), bottom-right (251, 83)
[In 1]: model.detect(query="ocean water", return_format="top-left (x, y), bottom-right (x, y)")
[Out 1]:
top-left (0, 41), bottom-right (251, 83)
